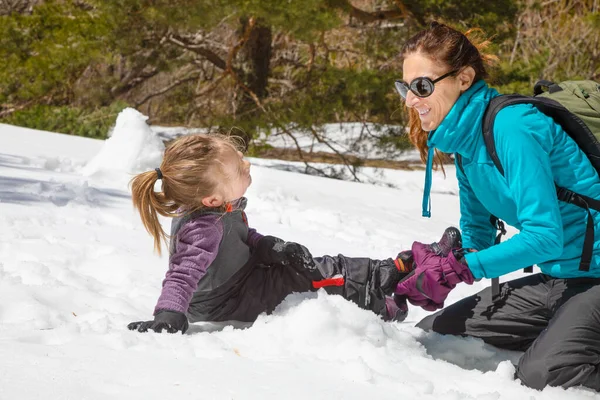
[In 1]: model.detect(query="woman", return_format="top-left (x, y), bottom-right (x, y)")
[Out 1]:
top-left (393, 21), bottom-right (600, 391)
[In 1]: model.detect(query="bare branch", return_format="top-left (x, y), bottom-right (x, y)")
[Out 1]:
top-left (0, 0), bottom-right (38, 15)
top-left (0, 94), bottom-right (51, 118)
top-left (135, 72), bottom-right (201, 107)
top-left (168, 34), bottom-right (227, 70)
top-left (307, 43), bottom-right (316, 72)
top-left (308, 126), bottom-right (361, 180)
top-left (270, 124), bottom-right (334, 177)
top-left (194, 72), bottom-right (228, 99)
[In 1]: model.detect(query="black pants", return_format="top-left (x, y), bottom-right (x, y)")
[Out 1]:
top-left (417, 273), bottom-right (600, 390)
top-left (194, 252), bottom-right (403, 323)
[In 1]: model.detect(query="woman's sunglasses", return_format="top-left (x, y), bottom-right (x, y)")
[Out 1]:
top-left (394, 70), bottom-right (458, 99)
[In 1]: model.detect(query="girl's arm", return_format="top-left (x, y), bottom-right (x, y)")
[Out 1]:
top-left (242, 210), bottom-right (264, 249)
top-left (246, 227), bottom-right (264, 249)
top-left (154, 216), bottom-right (223, 315)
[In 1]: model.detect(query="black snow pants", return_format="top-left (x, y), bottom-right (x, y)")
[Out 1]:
top-left (194, 249), bottom-right (404, 324)
top-left (417, 273), bottom-right (600, 391)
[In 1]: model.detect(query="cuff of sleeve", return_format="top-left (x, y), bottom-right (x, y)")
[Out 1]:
top-left (248, 232), bottom-right (264, 249)
top-left (465, 252), bottom-right (486, 280)
top-left (154, 300), bottom-right (187, 315)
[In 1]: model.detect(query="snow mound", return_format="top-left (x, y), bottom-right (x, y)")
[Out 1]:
top-left (82, 108), bottom-right (164, 178)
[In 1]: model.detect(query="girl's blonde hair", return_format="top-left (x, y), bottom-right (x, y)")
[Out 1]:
top-left (130, 134), bottom-right (243, 255)
top-left (401, 22), bottom-right (499, 167)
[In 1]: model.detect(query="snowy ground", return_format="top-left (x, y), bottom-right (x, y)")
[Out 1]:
top-left (256, 122), bottom-right (418, 162)
top-left (0, 110), bottom-right (596, 400)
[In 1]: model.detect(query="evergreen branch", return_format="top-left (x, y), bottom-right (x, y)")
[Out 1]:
top-left (346, 1), bottom-right (406, 22)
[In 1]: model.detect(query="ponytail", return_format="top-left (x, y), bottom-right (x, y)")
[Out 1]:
top-left (130, 170), bottom-right (178, 256)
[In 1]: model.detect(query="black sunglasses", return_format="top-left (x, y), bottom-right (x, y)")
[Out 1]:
top-left (394, 70), bottom-right (458, 99)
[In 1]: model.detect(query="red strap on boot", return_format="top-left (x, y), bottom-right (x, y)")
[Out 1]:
top-left (312, 274), bottom-right (345, 289)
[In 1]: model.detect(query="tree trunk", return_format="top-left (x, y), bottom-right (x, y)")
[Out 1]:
top-left (235, 17), bottom-right (272, 146)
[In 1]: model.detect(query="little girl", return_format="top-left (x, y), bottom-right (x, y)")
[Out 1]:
top-left (127, 133), bottom-right (459, 333)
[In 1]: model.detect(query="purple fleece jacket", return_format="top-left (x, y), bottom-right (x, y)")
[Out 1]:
top-left (154, 210), bottom-right (263, 315)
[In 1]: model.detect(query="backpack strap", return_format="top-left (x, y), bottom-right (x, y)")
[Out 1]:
top-left (490, 216), bottom-right (506, 300)
top-left (482, 95), bottom-right (600, 272)
top-left (483, 95), bottom-right (600, 177)
top-left (455, 153), bottom-right (464, 175)
top-left (534, 80), bottom-right (563, 95)
top-left (481, 95), bottom-right (535, 176)
top-left (556, 186), bottom-right (600, 272)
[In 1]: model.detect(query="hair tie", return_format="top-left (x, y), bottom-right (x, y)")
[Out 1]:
top-left (155, 168), bottom-right (163, 180)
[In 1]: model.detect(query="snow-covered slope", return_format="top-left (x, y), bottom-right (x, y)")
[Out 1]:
top-left (0, 112), bottom-right (593, 400)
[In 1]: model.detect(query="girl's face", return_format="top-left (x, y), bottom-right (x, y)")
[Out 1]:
top-left (220, 148), bottom-right (252, 202)
top-left (401, 52), bottom-right (463, 132)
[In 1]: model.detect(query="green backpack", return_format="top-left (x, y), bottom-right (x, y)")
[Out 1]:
top-left (456, 80), bottom-right (600, 298)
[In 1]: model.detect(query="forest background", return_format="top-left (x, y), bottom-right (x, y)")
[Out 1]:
top-left (1, 0), bottom-right (599, 169)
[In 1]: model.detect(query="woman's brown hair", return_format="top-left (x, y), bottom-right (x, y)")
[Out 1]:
top-left (130, 134), bottom-right (243, 255)
top-left (401, 21), bottom-right (498, 166)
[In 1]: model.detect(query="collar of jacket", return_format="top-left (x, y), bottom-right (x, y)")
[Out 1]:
top-left (421, 80), bottom-right (499, 218)
top-left (427, 79), bottom-right (498, 156)
top-left (231, 197), bottom-right (247, 210)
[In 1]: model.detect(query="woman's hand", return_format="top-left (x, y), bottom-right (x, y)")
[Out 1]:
top-left (395, 242), bottom-right (475, 311)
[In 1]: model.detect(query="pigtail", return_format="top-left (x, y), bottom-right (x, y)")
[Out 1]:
top-left (130, 170), bottom-right (175, 256)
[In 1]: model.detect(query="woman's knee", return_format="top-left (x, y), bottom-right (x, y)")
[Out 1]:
top-left (517, 354), bottom-right (600, 390)
top-left (416, 314), bottom-right (436, 331)
top-left (515, 354), bottom-right (551, 390)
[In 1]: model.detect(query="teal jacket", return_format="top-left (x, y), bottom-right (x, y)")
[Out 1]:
top-left (423, 79), bottom-right (600, 279)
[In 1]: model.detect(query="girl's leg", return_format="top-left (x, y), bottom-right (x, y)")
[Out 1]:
top-left (211, 249), bottom-right (405, 322)
top-left (417, 273), bottom-right (553, 351)
top-left (310, 254), bottom-right (405, 318)
top-left (226, 264), bottom-right (313, 322)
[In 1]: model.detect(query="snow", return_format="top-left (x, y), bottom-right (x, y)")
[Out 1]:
top-left (258, 122), bottom-right (421, 162)
top-left (0, 110), bottom-right (595, 399)
top-left (82, 108), bottom-right (164, 182)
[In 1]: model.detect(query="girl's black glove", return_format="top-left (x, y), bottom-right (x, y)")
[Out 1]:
top-left (127, 310), bottom-right (189, 334)
top-left (255, 236), bottom-right (320, 279)
top-left (254, 235), bottom-right (287, 265)
top-left (255, 236), bottom-right (313, 268)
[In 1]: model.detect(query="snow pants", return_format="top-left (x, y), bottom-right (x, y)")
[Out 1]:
top-left (417, 273), bottom-right (600, 391)
top-left (188, 250), bottom-right (404, 323)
